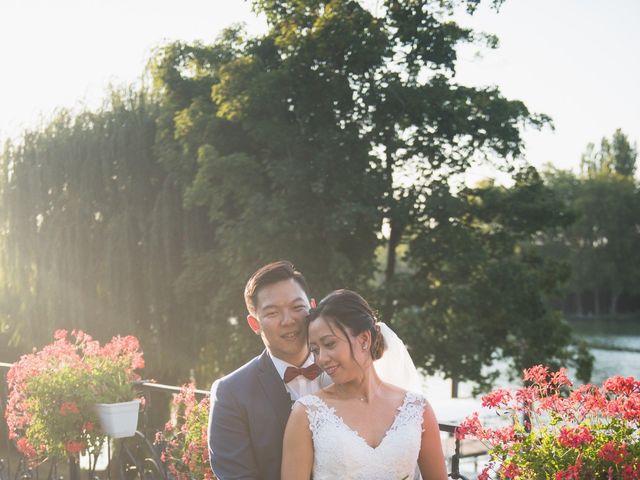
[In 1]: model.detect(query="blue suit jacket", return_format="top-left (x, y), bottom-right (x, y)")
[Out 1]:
top-left (208, 350), bottom-right (295, 480)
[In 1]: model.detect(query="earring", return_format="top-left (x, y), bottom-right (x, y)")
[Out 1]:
top-left (362, 344), bottom-right (367, 350)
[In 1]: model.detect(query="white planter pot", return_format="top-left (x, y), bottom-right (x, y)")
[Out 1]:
top-left (95, 399), bottom-right (140, 438)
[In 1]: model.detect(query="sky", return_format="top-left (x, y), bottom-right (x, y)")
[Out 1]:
top-left (1, 0), bottom-right (638, 177)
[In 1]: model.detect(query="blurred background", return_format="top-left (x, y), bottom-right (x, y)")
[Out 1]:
top-left (0, 0), bottom-right (638, 398)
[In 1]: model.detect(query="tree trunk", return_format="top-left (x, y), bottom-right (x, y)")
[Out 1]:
top-left (610, 289), bottom-right (621, 315)
top-left (451, 375), bottom-right (459, 399)
top-left (381, 216), bottom-right (403, 321)
top-left (68, 456), bottom-right (80, 480)
top-left (594, 288), bottom-right (601, 315)
top-left (576, 291), bottom-right (584, 316)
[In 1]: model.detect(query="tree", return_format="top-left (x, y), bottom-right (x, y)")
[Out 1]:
top-left (610, 129), bottom-right (637, 177)
top-left (544, 132), bottom-right (640, 317)
top-left (1, 0), bottom-right (589, 393)
top-left (0, 91), bottom-right (199, 381)
top-left (392, 168), bottom-right (592, 394)
top-left (231, 0), bottom-right (551, 321)
top-left (150, 27), bottom-right (386, 379)
top-left (581, 129), bottom-right (637, 178)
top-left (145, 0), bottom-right (573, 385)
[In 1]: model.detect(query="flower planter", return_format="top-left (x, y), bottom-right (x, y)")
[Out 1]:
top-left (95, 399), bottom-right (141, 438)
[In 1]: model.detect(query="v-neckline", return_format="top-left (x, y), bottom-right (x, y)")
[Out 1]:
top-left (314, 392), bottom-right (410, 450)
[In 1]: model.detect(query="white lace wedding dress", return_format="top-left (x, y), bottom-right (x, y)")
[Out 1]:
top-left (296, 391), bottom-right (426, 480)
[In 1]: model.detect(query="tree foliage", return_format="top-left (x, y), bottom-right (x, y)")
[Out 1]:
top-left (0, 0), bottom-right (598, 390)
top-left (543, 132), bottom-right (640, 316)
top-left (0, 91), bottom-right (197, 379)
top-left (393, 168), bottom-right (592, 392)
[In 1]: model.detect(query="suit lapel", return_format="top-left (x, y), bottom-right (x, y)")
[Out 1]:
top-left (257, 351), bottom-right (292, 427)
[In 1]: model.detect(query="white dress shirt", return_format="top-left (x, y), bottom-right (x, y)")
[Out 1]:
top-left (270, 353), bottom-right (324, 401)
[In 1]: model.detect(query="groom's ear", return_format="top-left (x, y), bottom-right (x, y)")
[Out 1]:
top-left (310, 298), bottom-right (317, 308)
top-left (247, 315), bottom-right (261, 335)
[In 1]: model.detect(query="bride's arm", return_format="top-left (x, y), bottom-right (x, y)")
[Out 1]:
top-left (417, 401), bottom-right (448, 480)
top-left (281, 403), bottom-right (313, 480)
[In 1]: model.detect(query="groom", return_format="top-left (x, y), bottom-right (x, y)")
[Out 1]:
top-left (208, 261), bottom-right (330, 480)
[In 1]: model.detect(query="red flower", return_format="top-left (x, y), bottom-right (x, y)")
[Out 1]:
top-left (460, 367), bottom-right (639, 479)
top-left (555, 462), bottom-right (582, 480)
top-left (64, 441), bottom-right (85, 454)
top-left (455, 412), bottom-right (483, 440)
top-left (558, 426), bottom-right (594, 448)
top-left (481, 388), bottom-right (512, 408)
top-left (550, 368), bottom-right (572, 388)
top-left (523, 364), bottom-right (550, 385)
top-left (53, 329), bottom-right (68, 340)
top-left (501, 462), bottom-right (521, 478)
top-left (59, 401), bottom-right (80, 416)
top-left (603, 376), bottom-right (640, 396)
top-left (598, 441), bottom-right (628, 464)
top-left (16, 438), bottom-right (37, 458)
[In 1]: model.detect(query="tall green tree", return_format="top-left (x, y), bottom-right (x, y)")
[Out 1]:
top-left (543, 162), bottom-right (640, 316)
top-left (545, 130), bottom-right (640, 317)
top-left (232, 0), bottom-right (551, 321)
top-left (0, 91), bottom-right (198, 380)
top-left (1, 0), bottom-right (590, 393)
top-left (581, 129), bottom-right (637, 178)
top-left (148, 0), bottom-right (569, 385)
top-left (392, 168), bottom-right (592, 394)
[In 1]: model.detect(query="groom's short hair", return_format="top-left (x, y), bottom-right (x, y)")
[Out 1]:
top-left (244, 261), bottom-right (309, 316)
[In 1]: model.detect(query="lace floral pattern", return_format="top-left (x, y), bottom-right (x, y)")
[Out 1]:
top-left (297, 392), bottom-right (426, 480)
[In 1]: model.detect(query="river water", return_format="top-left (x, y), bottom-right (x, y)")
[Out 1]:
top-left (569, 319), bottom-right (640, 384)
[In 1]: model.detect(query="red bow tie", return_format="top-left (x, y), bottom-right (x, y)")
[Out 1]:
top-left (284, 364), bottom-right (322, 383)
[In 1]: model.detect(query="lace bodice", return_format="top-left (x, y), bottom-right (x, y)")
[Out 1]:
top-left (296, 392), bottom-right (426, 480)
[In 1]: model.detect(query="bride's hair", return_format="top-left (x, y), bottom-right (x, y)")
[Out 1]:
top-left (307, 289), bottom-right (385, 360)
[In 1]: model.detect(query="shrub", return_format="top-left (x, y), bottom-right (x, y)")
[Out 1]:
top-left (157, 384), bottom-right (214, 480)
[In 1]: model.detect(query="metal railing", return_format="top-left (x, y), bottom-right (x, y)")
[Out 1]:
top-left (0, 363), bottom-right (473, 480)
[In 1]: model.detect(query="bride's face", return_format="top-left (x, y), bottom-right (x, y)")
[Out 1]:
top-left (308, 315), bottom-right (371, 383)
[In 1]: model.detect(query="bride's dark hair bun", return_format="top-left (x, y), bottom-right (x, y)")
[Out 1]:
top-left (370, 323), bottom-right (384, 361)
top-left (308, 289), bottom-right (385, 361)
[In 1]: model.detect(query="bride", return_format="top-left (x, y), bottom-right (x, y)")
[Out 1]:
top-left (281, 289), bottom-right (448, 480)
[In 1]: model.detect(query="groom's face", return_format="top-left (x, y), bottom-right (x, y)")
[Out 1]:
top-left (248, 278), bottom-right (312, 366)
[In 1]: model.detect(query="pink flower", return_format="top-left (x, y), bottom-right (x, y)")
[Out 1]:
top-left (523, 364), bottom-right (550, 385)
top-left (550, 368), bottom-right (572, 388)
top-left (501, 462), bottom-right (521, 478)
top-left (603, 376), bottom-right (640, 396)
top-left (477, 465), bottom-right (492, 480)
top-left (53, 329), bottom-right (68, 340)
top-left (488, 425), bottom-right (516, 444)
top-left (455, 412), bottom-right (483, 440)
top-left (461, 368), bottom-right (639, 479)
top-left (481, 388), bottom-right (512, 408)
top-left (5, 329), bottom-right (144, 462)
